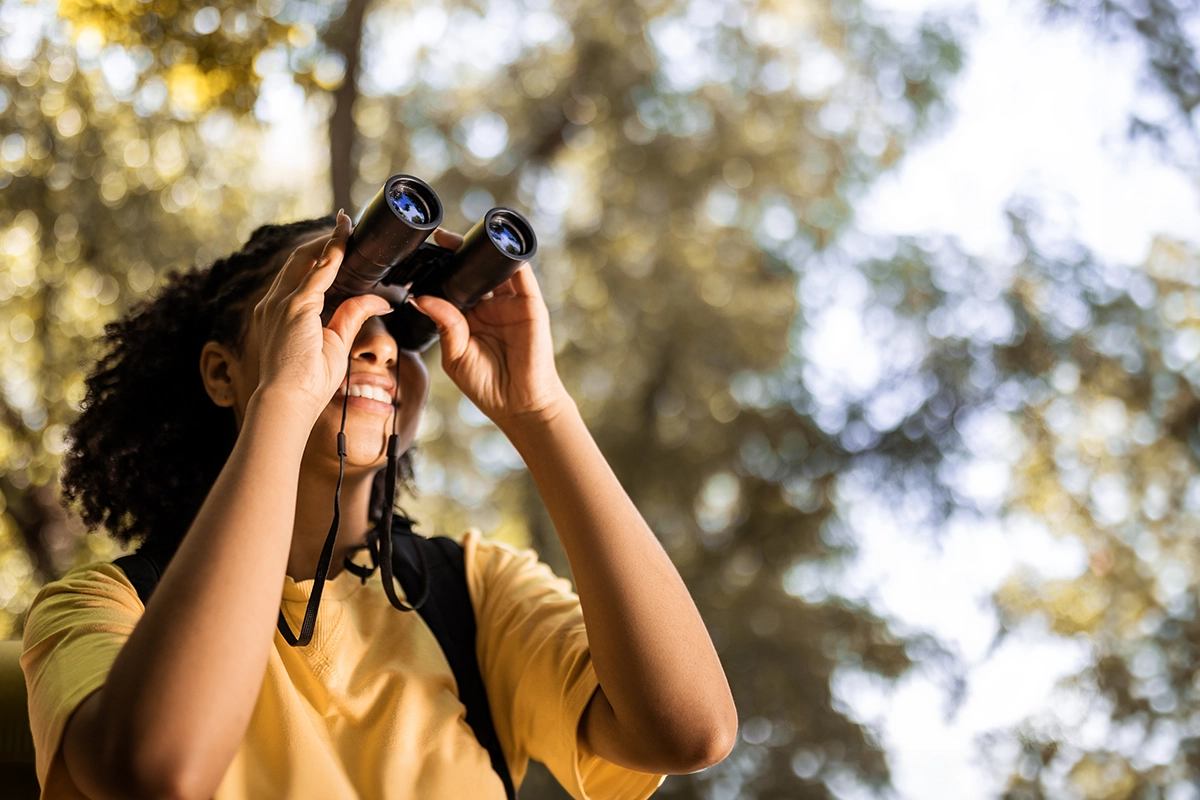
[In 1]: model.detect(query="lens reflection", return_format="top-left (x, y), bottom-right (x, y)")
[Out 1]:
top-left (487, 217), bottom-right (526, 256)
top-left (388, 184), bottom-right (430, 224)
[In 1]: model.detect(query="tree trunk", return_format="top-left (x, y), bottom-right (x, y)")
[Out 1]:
top-left (328, 0), bottom-right (371, 213)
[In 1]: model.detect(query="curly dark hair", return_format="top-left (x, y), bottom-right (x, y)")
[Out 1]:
top-left (60, 216), bottom-right (414, 556)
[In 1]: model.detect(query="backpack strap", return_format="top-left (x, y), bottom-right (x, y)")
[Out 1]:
top-left (390, 531), bottom-right (516, 800)
top-left (112, 552), bottom-right (163, 606)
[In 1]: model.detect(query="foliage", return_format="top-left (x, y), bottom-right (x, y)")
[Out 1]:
top-left (883, 1), bottom-right (1200, 796)
top-left (982, 214), bottom-right (1200, 796)
top-left (804, 175), bottom-right (1200, 795)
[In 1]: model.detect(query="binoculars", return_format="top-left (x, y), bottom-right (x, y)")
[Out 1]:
top-left (320, 174), bottom-right (538, 351)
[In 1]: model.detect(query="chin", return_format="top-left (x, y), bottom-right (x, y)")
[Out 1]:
top-left (306, 413), bottom-right (385, 464)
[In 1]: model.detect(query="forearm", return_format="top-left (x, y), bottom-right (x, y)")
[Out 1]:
top-left (500, 400), bottom-right (737, 773)
top-left (67, 389), bottom-right (311, 800)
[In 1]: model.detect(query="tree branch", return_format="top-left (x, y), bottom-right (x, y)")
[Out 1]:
top-left (327, 0), bottom-right (372, 213)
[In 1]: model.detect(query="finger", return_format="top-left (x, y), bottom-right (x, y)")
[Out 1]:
top-left (487, 261), bottom-right (538, 299)
top-left (489, 278), bottom-right (518, 298)
top-left (258, 236), bottom-right (314, 310)
top-left (316, 209), bottom-right (353, 271)
top-left (507, 263), bottom-right (543, 299)
top-left (410, 295), bottom-right (470, 363)
top-left (293, 210), bottom-right (352, 300)
top-left (268, 220), bottom-right (340, 300)
top-left (432, 228), bottom-right (464, 249)
top-left (326, 293), bottom-right (394, 348)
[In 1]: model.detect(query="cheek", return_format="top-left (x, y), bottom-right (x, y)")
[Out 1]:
top-left (397, 352), bottom-right (430, 434)
top-left (398, 351), bottom-right (429, 407)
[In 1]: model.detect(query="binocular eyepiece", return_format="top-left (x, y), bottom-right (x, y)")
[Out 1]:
top-left (320, 175), bottom-right (538, 351)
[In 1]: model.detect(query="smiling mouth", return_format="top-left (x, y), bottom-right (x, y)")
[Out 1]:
top-left (333, 386), bottom-right (398, 417)
top-left (342, 384), bottom-right (395, 403)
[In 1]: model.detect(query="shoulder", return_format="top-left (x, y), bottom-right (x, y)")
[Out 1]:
top-left (460, 528), bottom-right (521, 572)
top-left (23, 562), bottom-right (143, 651)
top-left (28, 562), bottom-right (142, 613)
top-left (460, 530), bottom-right (575, 613)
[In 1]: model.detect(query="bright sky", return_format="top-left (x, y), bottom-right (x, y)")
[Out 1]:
top-left (828, 0), bottom-right (1200, 797)
top-left (860, 0), bottom-right (1200, 260)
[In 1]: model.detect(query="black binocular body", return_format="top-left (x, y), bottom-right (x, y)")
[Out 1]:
top-left (320, 174), bottom-right (538, 351)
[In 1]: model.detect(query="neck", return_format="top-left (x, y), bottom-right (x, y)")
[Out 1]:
top-left (287, 461), bottom-right (380, 583)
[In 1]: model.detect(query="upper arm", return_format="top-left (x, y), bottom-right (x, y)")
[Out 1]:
top-left (578, 687), bottom-right (649, 771)
top-left (60, 689), bottom-right (109, 798)
top-left (21, 565), bottom-right (143, 798)
top-left (466, 534), bottom-right (667, 799)
top-left (577, 686), bottom-right (635, 766)
top-left (59, 688), bottom-right (165, 800)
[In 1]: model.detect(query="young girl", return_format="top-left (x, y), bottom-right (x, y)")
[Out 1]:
top-left (20, 211), bottom-right (737, 799)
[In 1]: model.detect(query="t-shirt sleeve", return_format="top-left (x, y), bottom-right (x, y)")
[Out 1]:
top-left (464, 531), bottom-right (665, 800)
top-left (20, 563), bottom-right (144, 792)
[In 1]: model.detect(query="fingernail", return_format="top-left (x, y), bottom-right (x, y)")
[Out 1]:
top-left (407, 296), bottom-right (430, 316)
top-left (377, 307), bottom-right (394, 316)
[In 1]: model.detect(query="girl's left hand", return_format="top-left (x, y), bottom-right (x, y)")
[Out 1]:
top-left (409, 229), bottom-right (572, 429)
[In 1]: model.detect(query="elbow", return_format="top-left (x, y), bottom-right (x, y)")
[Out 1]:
top-left (671, 727), bottom-right (737, 773)
top-left (100, 738), bottom-right (216, 800)
top-left (130, 766), bottom-right (213, 800)
top-left (72, 701), bottom-right (215, 800)
top-left (127, 748), bottom-right (220, 800)
top-left (662, 704), bottom-right (739, 773)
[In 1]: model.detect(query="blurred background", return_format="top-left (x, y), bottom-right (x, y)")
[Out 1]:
top-left (2, 0), bottom-right (1200, 796)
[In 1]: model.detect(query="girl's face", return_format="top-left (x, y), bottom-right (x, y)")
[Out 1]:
top-left (200, 230), bottom-right (430, 474)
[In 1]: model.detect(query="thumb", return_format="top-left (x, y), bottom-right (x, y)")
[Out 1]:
top-left (327, 294), bottom-right (392, 345)
top-left (410, 295), bottom-right (470, 363)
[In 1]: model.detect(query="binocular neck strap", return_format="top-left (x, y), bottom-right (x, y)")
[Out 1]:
top-left (276, 351), bottom-right (353, 648)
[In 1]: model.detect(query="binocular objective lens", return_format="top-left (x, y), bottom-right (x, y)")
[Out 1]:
top-left (487, 217), bottom-right (526, 256)
top-left (387, 184), bottom-right (431, 225)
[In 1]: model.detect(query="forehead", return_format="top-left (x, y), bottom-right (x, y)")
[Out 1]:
top-left (270, 229), bottom-right (332, 270)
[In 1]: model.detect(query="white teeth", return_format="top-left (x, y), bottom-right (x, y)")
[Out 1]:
top-left (346, 384), bottom-right (393, 403)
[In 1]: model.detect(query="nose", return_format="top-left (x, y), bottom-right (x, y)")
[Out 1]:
top-left (351, 315), bottom-right (398, 372)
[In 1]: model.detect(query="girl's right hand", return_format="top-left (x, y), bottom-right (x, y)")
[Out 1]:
top-left (251, 210), bottom-right (393, 424)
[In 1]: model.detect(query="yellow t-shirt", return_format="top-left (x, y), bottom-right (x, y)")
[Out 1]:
top-left (21, 531), bottom-right (666, 799)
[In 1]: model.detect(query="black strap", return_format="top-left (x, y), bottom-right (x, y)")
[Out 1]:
top-left (275, 430), bottom-right (349, 647)
top-left (113, 527), bottom-right (516, 799)
top-left (390, 531), bottom-right (516, 800)
top-left (112, 552), bottom-right (162, 606)
top-left (374, 441), bottom-right (430, 613)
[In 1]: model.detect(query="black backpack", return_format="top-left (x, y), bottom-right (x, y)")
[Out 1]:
top-left (114, 525), bottom-right (516, 799)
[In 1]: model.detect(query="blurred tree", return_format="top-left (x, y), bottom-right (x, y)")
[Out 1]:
top-left (815, 1), bottom-right (1200, 797)
top-left (0, 0), bottom-right (967, 797)
top-left (0, 0), bottom-right (330, 613)
top-left (937, 206), bottom-right (1200, 800)
top-left (818, 207), bottom-right (1194, 798)
top-left (812, 166), bottom-right (1200, 798)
